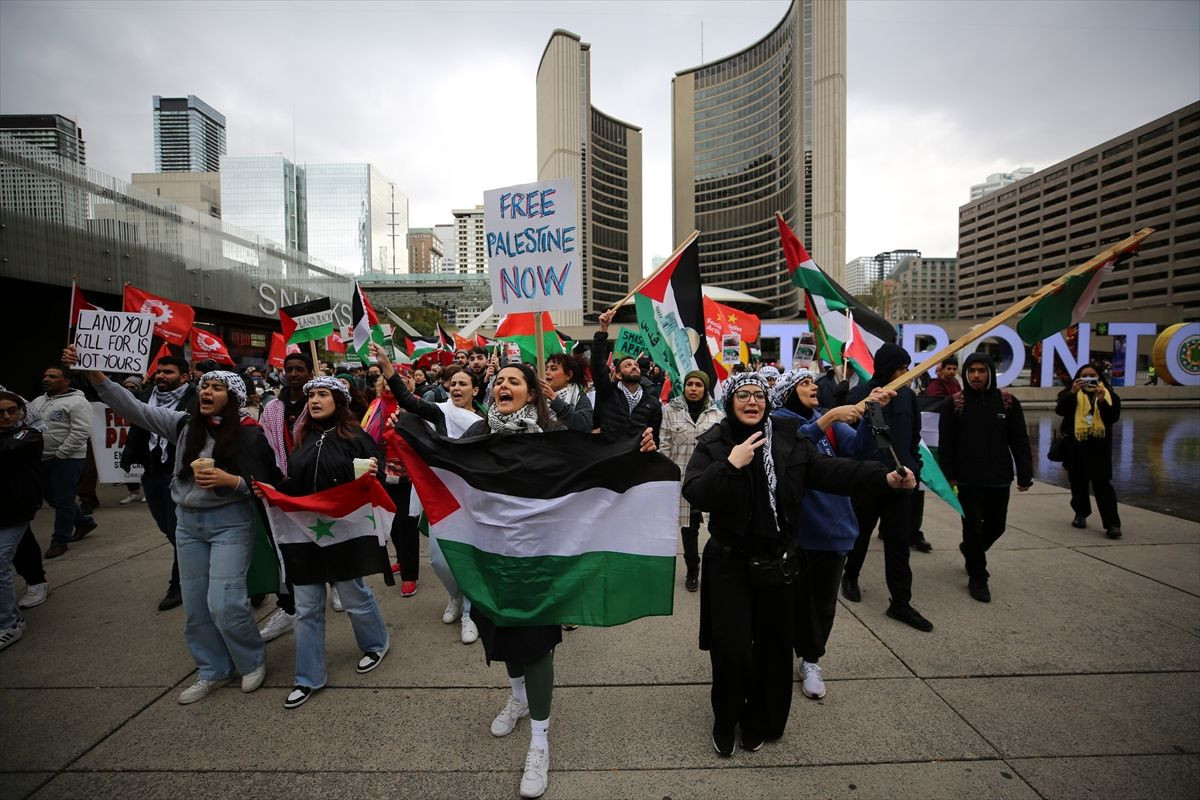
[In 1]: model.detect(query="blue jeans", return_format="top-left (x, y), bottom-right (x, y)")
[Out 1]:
top-left (142, 474), bottom-right (179, 590)
top-left (39, 458), bottom-right (92, 546)
top-left (176, 502), bottom-right (265, 680)
top-left (0, 524), bottom-right (25, 630)
top-left (293, 578), bottom-right (389, 688)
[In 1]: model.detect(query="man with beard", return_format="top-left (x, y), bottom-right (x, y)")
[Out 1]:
top-left (592, 309), bottom-right (662, 444)
top-left (938, 354), bottom-right (1032, 602)
top-left (121, 355), bottom-right (195, 610)
top-left (256, 352), bottom-right (314, 641)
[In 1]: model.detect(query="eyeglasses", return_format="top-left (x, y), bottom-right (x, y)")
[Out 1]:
top-left (733, 390), bottom-right (766, 402)
top-left (0, 406), bottom-right (20, 416)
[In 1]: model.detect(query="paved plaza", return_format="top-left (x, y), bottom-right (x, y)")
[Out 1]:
top-left (2, 480), bottom-right (1197, 799)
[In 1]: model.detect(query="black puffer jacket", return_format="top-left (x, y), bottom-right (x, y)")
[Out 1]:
top-left (280, 424), bottom-right (383, 495)
top-left (938, 353), bottom-right (1033, 488)
top-left (848, 343), bottom-right (922, 474)
top-left (590, 332), bottom-right (663, 444)
top-left (0, 424), bottom-right (44, 525)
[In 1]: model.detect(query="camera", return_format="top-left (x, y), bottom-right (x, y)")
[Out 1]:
top-left (1081, 376), bottom-right (1099, 390)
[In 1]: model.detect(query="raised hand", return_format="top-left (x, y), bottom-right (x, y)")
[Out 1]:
top-left (727, 430), bottom-right (767, 469)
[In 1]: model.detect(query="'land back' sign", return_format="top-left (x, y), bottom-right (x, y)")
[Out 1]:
top-left (73, 310), bottom-right (155, 374)
top-left (485, 178), bottom-right (580, 313)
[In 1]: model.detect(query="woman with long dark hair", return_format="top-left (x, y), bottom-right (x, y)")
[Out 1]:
top-left (255, 376), bottom-right (391, 709)
top-left (541, 353), bottom-right (593, 432)
top-left (0, 390), bottom-right (43, 651)
top-left (1056, 363), bottom-right (1123, 538)
top-left (64, 345), bottom-right (280, 704)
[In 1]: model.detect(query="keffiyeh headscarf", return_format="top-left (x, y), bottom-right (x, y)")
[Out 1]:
top-left (721, 372), bottom-right (778, 520)
top-left (200, 371), bottom-right (247, 408)
top-left (487, 402), bottom-right (542, 434)
top-left (303, 376), bottom-right (351, 404)
top-left (770, 367), bottom-right (814, 409)
top-left (758, 365), bottom-right (781, 382)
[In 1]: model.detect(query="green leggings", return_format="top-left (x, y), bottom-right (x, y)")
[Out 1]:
top-left (505, 649), bottom-right (554, 720)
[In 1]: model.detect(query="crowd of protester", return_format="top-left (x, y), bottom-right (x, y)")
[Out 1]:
top-left (2, 322), bottom-right (1136, 799)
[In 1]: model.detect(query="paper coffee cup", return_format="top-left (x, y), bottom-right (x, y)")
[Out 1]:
top-left (353, 458), bottom-right (373, 479)
top-left (191, 458), bottom-right (215, 472)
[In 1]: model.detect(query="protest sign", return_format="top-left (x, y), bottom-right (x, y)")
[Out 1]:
top-left (614, 328), bottom-right (648, 357)
top-left (89, 402), bottom-right (143, 483)
top-left (721, 334), bottom-right (742, 366)
top-left (484, 178), bottom-right (580, 314)
top-left (73, 310), bottom-right (155, 374)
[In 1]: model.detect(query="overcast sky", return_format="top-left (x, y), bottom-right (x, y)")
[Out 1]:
top-left (2, 0), bottom-right (1197, 272)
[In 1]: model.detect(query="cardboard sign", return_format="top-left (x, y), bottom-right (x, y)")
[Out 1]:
top-left (614, 328), bottom-right (648, 358)
top-left (792, 333), bottom-right (817, 370)
top-left (504, 342), bottom-right (524, 365)
top-left (484, 178), bottom-right (580, 313)
top-left (73, 310), bottom-right (155, 374)
top-left (721, 334), bottom-right (742, 366)
top-left (89, 401), bottom-right (143, 483)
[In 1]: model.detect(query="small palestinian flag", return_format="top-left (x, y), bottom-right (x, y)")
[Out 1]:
top-left (494, 312), bottom-right (565, 365)
top-left (256, 475), bottom-right (395, 586)
top-left (406, 336), bottom-right (439, 360)
top-left (392, 414), bottom-right (679, 627)
top-left (280, 297), bottom-right (335, 345)
top-left (350, 282), bottom-right (386, 364)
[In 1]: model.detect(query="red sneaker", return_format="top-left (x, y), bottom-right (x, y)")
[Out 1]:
top-left (390, 563), bottom-right (401, 574)
top-left (401, 581), bottom-right (417, 597)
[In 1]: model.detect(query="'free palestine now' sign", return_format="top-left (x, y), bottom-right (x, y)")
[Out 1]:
top-left (484, 178), bottom-right (580, 314)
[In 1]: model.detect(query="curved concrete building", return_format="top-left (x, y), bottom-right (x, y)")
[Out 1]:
top-left (672, 0), bottom-right (845, 318)
top-left (538, 30), bottom-right (643, 324)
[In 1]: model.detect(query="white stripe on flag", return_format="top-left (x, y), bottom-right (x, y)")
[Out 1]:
top-left (265, 502), bottom-right (391, 548)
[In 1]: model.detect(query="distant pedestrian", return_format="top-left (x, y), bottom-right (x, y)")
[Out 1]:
top-left (923, 356), bottom-right (962, 397)
top-left (1057, 363), bottom-right (1122, 539)
top-left (937, 354), bottom-right (1033, 602)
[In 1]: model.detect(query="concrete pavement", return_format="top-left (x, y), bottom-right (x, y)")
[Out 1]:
top-left (2, 480), bottom-right (1197, 799)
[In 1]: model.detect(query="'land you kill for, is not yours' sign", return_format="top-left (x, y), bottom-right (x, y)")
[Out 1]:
top-left (73, 310), bottom-right (155, 374)
top-left (485, 178), bottom-right (580, 313)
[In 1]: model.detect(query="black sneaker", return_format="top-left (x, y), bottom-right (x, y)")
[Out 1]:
top-left (685, 570), bottom-right (698, 592)
top-left (1106, 526), bottom-right (1123, 539)
top-left (284, 685), bottom-right (320, 709)
top-left (69, 520), bottom-right (97, 542)
top-left (911, 537), bottom-right (933, 553)
top-left (157, 586), bottom-right (183, 612)
top-left (712, 724), bottom-right (735, 758)
top-left (356, 641), bottom-right (390, 674)
top-left (840, 575), bottom-right (861, 602)
top-left (967, 579), bottom-right (991, 603)
top-left (741, 729), bottom-right (765, 752)
top-left (1071, 515), bottom-right (1087, 529)
top-left (886, 603), bottom-right (934, 632)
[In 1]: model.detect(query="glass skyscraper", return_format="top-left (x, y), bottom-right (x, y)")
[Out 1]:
top-left (220, 155), bottom-right (304, 252)
top-left (153, 95), bottom-right (227, 173)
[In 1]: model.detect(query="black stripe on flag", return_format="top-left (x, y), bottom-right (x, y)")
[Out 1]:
top-left (394, 414), bottom-right (680, 499)
top-left (670, 238), bottom-right (717, 388)
top-left (279, 538), bottom-right (392, 586)
top-left (281, 296), bottom-right (333, 319)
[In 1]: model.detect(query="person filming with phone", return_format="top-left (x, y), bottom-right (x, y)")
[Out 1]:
top-left (1056, 363), bottom-right (1123, 539)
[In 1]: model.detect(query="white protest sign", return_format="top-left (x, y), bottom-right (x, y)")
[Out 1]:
top-left (484, 178), bottom-right (580, 313)
top-left (721, 334), bottom-right (742, 366)
top-left (74, 310), bottom-right (155, 374)
top-left (89, 401), bottom-right (143, 484)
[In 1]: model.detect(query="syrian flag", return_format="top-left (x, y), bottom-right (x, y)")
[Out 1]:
top-left (256, 475), bottom-right (396, 586)
top-left (69, 280), bottom-right (99, 327)
top-left (350, 282), bottom-right (385, 364)
top-left (776, 213), bottom-right (895, 380)
top-left (392, 414), bottom-right (678, 627)
top-left (123, 285), bottom-right (195, 346)
top-left (634, 234), bottom-right (716, 398)
top-left (494, 312), bottom-right (565, 365)
top-left (280, 297), bottom-right (335, 345)
top-left (189, 328), bottom-right (235, 365)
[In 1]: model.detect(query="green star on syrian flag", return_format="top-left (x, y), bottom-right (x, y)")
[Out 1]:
top-left (308, 517), bottom-right (337, 541)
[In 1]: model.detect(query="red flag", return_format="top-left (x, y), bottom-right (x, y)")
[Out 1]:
top-left (70, 282), bottom-right (99, 325)
top-left (775, 212), bottom-right (808, 274)
top-left (144, 342), bottom-right (171, 380)
top-left (703, 296), bottom-right (760, 343)
top-left (267, 333), bottom-right (286, 369)
top-left (189, 328), bottom-right (235, 366)
top-left (326, 330), bottom-right (347, 354)
top-left (123, 285), bottom-right (195, 346)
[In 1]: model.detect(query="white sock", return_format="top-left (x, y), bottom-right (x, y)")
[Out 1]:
top-left (509, 676), bottom-right (527, 706)
top-left (530, 717), bottom-right (549, 751)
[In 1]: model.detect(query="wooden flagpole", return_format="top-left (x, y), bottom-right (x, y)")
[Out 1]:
top-left (533, 313), bottom-right (547, 377)
top-left (66, 275), bottom-right (78, 343)
top-left (842, 307), bottom-right (852, 378)
top-left (882, 227), bottom-right (1154, 393)
top-left (608, 230), bottom-right (701, 314)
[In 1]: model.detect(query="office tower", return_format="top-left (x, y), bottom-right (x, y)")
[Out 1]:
top-left (0, 113), bottom-right (87, 225)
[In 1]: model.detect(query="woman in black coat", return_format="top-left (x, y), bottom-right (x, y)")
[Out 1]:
top-left (1056, 363), bottom-right (1123, 538)
top-left (0, 390), bottom-right (44, 650)
top-left (683, 373), bottom-right (910, 757)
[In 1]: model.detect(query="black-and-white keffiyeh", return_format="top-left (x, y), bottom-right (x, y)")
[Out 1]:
top-left (303, 376), bottom-right (351, 404)
top-left (618, 381), bottom-right (644, 412)
top-left (721, 372), bottom-right (778, 520)
top-left (199, 371), bottom-right (247, 408)
top-left (555, 383), bottom-right (581, 409)
top-left (770, 367), bottom-right (814, 409)
top-left (486, 402), bottom-right (542, 434)
top-left (148, 383), bottom-right (191, 462)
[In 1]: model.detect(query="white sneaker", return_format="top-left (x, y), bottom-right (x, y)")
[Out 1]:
top-left (258, 608), bottom-right (297, 642)
top-left (178, 676), bottom-right (229, 704)
top-left (442, 594), bottom-right (463, 624)
top-left (460, 615), bottom-right (479, 644)
top-left (490, 694), bottom-right (529, 737)
top-left (519, 745), bottom-right (549, 798)
top-left (241, 663), bottom-right (266, 692)
top-left (0, 623), bottom-right (24, 651)
top-left (331, 586), bottom-right (344, 612)
top-left (800, 660), bottom-right (826, 699)
top-left (119, 490), bottom-right (143, 505)
top-left (18, 582), bottom-right (48, 609)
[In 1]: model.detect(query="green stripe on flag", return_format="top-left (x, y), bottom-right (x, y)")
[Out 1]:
top-left (919, 441), bottom-right (963, 516)
top-left (439, 539), bottom-right (675, 627)
top-left (246, 516), bottom-right (281, 596)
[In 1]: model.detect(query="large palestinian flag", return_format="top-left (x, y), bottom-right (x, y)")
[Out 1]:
top-left (256, 475), bottom-right (395, 585)
top-left (634, 233), bottom-right (717, 398)
top-left (776, 213), bottom-right (895, 380)
top-left (392, 415), bottom-right (679, 627)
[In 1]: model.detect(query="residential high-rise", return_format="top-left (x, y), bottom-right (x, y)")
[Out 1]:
top-left (452, 205), bottom-right (487, 275)
top-left (537, 29), bottom-right (643, 323)
top-left (408, 228), bottom-right (444, 274)
top-left (957, 102), bottom-right (1200, 321)
top-left (672, 0), bottom-right (846, 317)
top-left (969, 167), bottom-right (1035, 201)
top-left (884, 254), bottom-right (957, 321)
top-left (0, 114), bottom-right (88, 225)
top-left (153, 95), bottom-right (227, 173)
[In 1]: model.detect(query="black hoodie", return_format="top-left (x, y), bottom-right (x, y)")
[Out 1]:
top-left (937, 353), bottom-right (1033, 488)
top-left (847, 343), bottom-right (922, 474)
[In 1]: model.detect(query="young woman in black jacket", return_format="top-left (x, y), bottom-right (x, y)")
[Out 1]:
top-left (683, 373), bottom-right (911, 757)
top-left (256, 376), bottom-right (391, 709)
top-left (0, 391), bottom-right (44, 651)
top-left (1056, 363), bottom-right (1123, 538)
